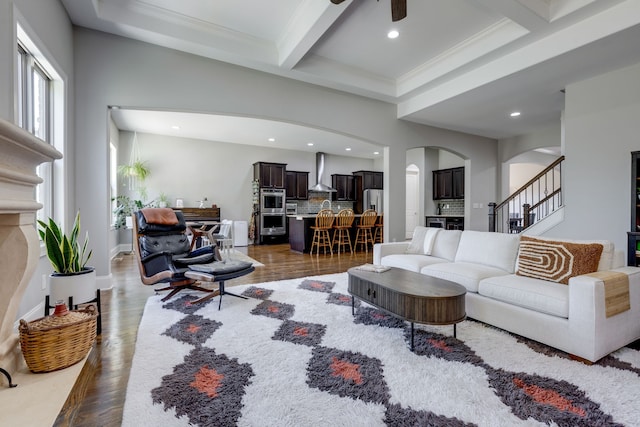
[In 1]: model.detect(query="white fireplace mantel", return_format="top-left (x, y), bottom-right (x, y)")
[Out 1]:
top-left (0, 118), bottom-right (62, 374)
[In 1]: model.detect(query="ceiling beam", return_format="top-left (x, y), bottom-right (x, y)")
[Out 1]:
top-left (398, 0), bottom-right (640, 118)
top-left (278, 0), bottom-right (352, 70)
top-left (473, 0), bottom-right (550, 31)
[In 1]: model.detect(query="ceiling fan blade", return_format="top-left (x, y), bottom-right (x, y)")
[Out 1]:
top-left (391, 0), bottom-right (407, 22)
top-left (330, 0), bottom-right (346, 4)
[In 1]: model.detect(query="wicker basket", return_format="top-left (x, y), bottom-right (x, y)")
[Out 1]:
top-left (19, 305), bottom-right (98, 373)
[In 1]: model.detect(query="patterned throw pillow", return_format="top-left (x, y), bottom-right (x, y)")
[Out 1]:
top-left (516, 236), bottom-right (603, 285)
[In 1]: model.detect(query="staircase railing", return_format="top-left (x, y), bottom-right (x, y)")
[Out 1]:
top-left (489, 156), bottom-right (565, 233)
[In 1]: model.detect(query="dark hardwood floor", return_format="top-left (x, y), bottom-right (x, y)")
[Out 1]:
top-left (53, 244), bottom-right (372, 426)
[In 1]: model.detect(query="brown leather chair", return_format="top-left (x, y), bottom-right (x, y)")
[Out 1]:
top-left (133, 208), bottom-right (253, 304)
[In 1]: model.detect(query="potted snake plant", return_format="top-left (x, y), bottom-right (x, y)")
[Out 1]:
top-left (38, 211), bottom-right (96, 306)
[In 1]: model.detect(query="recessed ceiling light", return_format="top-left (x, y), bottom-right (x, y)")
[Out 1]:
top-left (373, 151), bottom-right (380, 155)
top-left (307, 142), bottom-right (314, 146)
top-left (345, 147), bottom-right (351, 151)
top-left (387, 30), bottom-right (399, 39)
top-left (171, 125), bottom-right (180, 130)
top-left (268, 137), bottom-right (275, 142)
top-left (510, 111), bottom-right (521, 117)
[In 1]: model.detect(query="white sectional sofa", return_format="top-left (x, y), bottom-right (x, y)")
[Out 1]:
top-left (373, 227), bottom-right (640, 362)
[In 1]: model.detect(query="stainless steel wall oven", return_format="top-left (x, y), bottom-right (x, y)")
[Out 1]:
top-left (260, 188), bottom-right (285, 213)
top-left (260, 213), bottom-right (286, 236)
top-left (259, 188), bottom-right (286, 236)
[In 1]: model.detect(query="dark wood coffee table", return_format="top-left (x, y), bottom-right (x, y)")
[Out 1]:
top-left (348, 267), bottom-right (466, 350)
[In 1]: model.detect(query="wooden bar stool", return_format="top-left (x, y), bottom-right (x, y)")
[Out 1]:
top-left (332, 208), bottom-right (355, 254)
top-left (310, 209), bottom-right (335, 255)
top-left (354, 209), bottom-right (377, 253)
top-left (373, 214), bottom-right (384, 243)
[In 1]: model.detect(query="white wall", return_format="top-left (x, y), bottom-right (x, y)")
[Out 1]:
top-left (548, 61), bottom-right (640, 252)
top-left (498, 123), bottom-right (562, 200)
top-left (499, 123), bottom-right (561, 162)
top-left (508, 162), bottom-right (549, 194)
top-left (73, 28), bottom-right (499, 280)
top-left (438, 150), bottom-right (465, 169)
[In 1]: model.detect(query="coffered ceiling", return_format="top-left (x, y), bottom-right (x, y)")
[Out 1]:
top-left (62, 0), bottom-right (640, 151)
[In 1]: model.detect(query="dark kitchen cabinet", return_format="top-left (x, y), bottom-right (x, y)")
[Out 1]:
top-left (433, 167), bottom-right (464, 200)
top-left (353, 170), bottom-right (383, 190)
top-left (254, 162), bottom-right (286, 188)
top-left (452, 167), bottom-right (465, 198)
top-left (353, 170), bottom-right (383, 213)
top-left (433, 169), bottom-right (453, 199)
top-left (286, 170), bottom-right (309, 200)
top-left (331, 174), bottom-right (355, 201)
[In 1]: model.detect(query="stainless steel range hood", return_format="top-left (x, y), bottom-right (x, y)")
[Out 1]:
top-left (309, 152), bottom-right (336, 192)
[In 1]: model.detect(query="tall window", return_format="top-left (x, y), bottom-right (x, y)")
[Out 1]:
top-left (17, 37), bottom-right (55, 223)
top-left (110, 141), bottom-right (118, 225)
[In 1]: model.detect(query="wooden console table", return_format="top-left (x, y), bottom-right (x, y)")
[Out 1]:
top-left (173, 207), bottom-right (220, 222)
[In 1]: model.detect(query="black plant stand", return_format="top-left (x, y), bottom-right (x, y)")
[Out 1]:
top-left (45, 289), bottom-right (102, 335)
top-left (1, 367), bottom-right (17, 388)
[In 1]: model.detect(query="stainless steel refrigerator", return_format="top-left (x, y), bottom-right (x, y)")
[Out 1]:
top-left (363, 189), bottom-right (383, 214)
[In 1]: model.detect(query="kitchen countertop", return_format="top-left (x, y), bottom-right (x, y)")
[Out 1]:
top-left (288, 213), bottom-right (370, 219)
top-left (426, 215), bottom-right (464, 218)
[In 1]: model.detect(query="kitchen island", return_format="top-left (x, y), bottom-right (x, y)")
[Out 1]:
top-left (288, 215), bottom-right (316, 253)
top-left (288, 213), bottom-right (379, 253)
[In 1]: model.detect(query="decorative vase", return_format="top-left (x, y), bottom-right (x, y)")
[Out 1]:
top-left (52, 300), bottom-right (69, 317)
top-left (49, 267), bottom-right (97, 306)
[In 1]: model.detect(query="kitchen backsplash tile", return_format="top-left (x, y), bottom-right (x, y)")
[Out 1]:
top-left (291, 191), bottom-right (353, 214)
top-left (296, 198), bottom-right (354, 214)
top-left (437, 199), bottom-right (464, 216)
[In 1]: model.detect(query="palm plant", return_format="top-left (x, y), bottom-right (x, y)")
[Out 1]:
top-left (37, 211), bottom-right (92, 274)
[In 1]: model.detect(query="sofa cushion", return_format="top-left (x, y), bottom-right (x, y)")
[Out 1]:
top-left (406, 226), bottom-right (428, 254)
top-left (406, 226), bottom-right (440, 255)
top-left (454, 230), bottom-right (520, 273)
top-left (430, 229), bottom-right (462, 261)
top-left (517, 236), bottom-right (603, 285)
top-left (422, 262), bottom-right (510, 293)
top-left (478, 274), bottom-right (569, 318)
top-left (382, 254), bottom-right (448, 273)
top-left (422, 228), bottom-right (440, 255)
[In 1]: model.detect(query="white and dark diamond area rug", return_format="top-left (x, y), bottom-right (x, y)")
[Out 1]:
top-left (122, 273), bottom-right (640, 427)
top-left (227, 250), bottom-right (264, 267)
